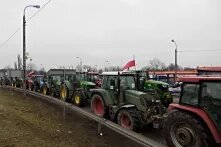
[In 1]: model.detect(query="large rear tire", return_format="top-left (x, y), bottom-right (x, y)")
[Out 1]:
top-left (117, 109), bottom-right (141, 132)
top-left (163, 110), bottom-right (213, 147)
top-left (91, 94), bottom-right (105, 117)
top-left (59, 84), bottom-right (69, 101)
top-left (72, 90), bottom-right (86, 107)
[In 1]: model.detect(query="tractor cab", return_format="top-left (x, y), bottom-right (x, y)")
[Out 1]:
top-left (100, 72), bottom-right (136, 105)
top-left (178, 77), bottom-right (221, 132)
top-left (101, 71), bottom-right (136, 90)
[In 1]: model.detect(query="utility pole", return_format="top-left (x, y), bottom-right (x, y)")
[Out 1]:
top-left (171, 40), bottom-right (178, 83)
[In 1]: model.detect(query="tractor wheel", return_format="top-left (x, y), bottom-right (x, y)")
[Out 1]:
top-left (42, 85), bottom-right (48, 95)
top-left (163, 110), bottom-right (213, 147)
top-left (91, 94), bottom-right (105, 117)
top-left (117, 109), bottom-right (141, 132)
top-left (72, 91), bottom-right (86, 107)
top-left (60, 84), bottom-right (69, 101)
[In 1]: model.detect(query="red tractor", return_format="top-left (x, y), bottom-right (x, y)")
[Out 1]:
top-left (164, 76), bottom-right (221, 146)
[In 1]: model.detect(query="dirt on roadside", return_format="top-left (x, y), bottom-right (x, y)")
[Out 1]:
top-left (0, 88), bottom-right (141, 147)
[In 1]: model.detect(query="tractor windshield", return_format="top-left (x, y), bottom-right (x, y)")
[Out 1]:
top-left (120, 76), bottom-right (136, 90)
top-left (52, 76), bottom-right (61, 81)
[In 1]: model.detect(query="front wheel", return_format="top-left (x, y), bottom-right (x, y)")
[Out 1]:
top-left (91, 94), bottom-right (105, 117)
top-left (163, 110), bottom-right (213, 147)
top-left (72, 91), bottom-right (86, 107)
top-left (59, 84), bottom-right (69, 101)
top-left (117, 109), bottom-right (141, 131)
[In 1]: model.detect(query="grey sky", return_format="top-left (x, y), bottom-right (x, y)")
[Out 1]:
top-left (1, 0), bottom-right (221, 70)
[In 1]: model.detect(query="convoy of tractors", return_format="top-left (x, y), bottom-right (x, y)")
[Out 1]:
top-left (0, 68), bottom-right (220, 146)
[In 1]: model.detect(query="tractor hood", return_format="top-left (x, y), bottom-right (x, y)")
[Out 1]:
top-left (145, 80), bottom-right (169, 86)
top-left (125, 89), bottom-right (156, 104)
top-left (81, 81), bottom-right (96, 86)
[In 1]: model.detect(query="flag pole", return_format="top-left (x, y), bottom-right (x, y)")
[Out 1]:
top-left (133, 55), bottom-right (136, 71)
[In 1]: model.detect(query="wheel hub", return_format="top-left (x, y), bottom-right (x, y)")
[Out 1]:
top-left (43, 88), bottom-right (47, 95)
top-left (61, 88), bottom-right (66, 99)
top-left (176, 127), bottom-right (194, 145)
top-left (121, 114), bottom-right (132, 129)
top-left (75, 95), bottom-right (80, 104)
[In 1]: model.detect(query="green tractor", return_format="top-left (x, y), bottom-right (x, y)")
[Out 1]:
top-left (42, 69), bottom-right (77, 101)
top-left (71, 72), bottom-right (99, 107)
top-left (142, 80), bottom-right (173, 107)
top-left (90, 71), bottom-right (166, 131)
top-left (128, 70), bottom-right (173, 107)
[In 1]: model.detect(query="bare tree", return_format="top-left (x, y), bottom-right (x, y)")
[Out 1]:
top-left (27, 62), bottom-right (37, 71)
top-left (4, 65), bottom-right (12, 69)
top-left (148, 58), bottom-right (166, 70)
top-left (83, 65), bottom-right (92, 72)
top-left (76, 64), bottom-right (81, 72)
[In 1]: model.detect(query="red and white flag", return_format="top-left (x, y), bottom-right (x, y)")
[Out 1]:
top-left (122, 60), bottom-right (135, 70)
top-left (27, 71), bottom-right (34, 78)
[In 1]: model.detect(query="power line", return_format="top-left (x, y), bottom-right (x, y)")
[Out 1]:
top-left (0, 0), bottom-right (51, 50)
top-left (180, 49), bottom-right (221, 53)
top-left (26, 0), bottom-right (51, 22)
top-left (0, 26), bottom-right (21, 49)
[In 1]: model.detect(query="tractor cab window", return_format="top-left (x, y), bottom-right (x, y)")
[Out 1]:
top-left (52, 75), bottom-right (61, 82)
top-left (65, 75), bottom-right (76, 81)
top-left (120, 76), bottom-right (136, 90)
top-left (101, 76), bottom-right (117, 90)
top-left (201, 82), bottom-right (221, 107)
top-left (181, 83), bottom-right (199, 105)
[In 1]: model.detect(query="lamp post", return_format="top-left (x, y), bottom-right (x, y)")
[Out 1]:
top-left (76, 57), bottom-right (82, 72)
top-left (23, 5), bottom-right (40, 96)
top-left (171, 39), bottom-right (178, 83)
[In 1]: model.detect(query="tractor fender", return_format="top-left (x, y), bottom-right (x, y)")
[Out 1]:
top-left (90, 89), bottom-right (115, 106)
top-left (169, 103), bottom-right (221, 144)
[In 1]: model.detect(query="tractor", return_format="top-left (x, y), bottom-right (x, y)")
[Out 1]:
top-left (12, 77), bottom-right (23, 88)
top-left (71, 71), bottom-right (99, 107)
top-left (42, 69), bottom-right (76, 101)
top-left (28, 75), bottom-right (44, 92)
top-left (164, 76), bottom-right (221, 146)
top-left (90, 71), bottom-right (166, 131)
top-left (142, 80), bottom-right (173, 108)
top-left (129, 70), bottom-right (173, 108)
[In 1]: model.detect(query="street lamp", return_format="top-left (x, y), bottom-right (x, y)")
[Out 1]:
top-left (171, 39), bottom-right (178, 83)
top-left (23, 5), bottom-right (40, 95)
top-left (76, 57), bottom-right (82, 72)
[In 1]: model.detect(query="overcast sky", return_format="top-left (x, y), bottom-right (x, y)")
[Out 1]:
top-left (1, 0), bottom-right (221, 70)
